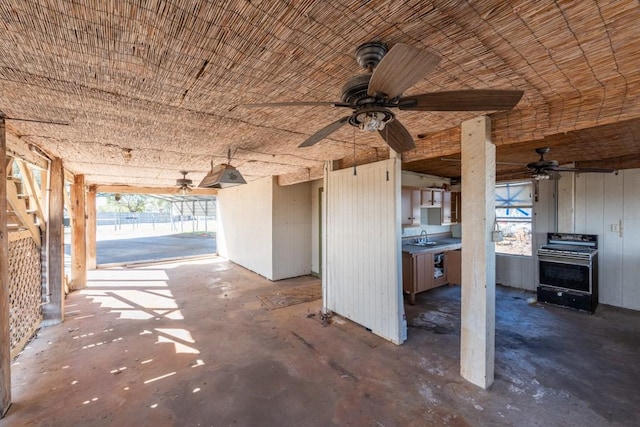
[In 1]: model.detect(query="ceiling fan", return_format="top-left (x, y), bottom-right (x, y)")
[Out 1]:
top-left (176, 170), bottom-right (193, 195)
top-left (525, 147), bottom-right (617, 180)
top-left (244, 41), bottom-right (524, 153)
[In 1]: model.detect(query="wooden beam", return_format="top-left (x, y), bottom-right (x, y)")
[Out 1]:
top-left (86, 185), bottom-right (97, 270)
top-left (15, 160), bottom-right (45, 230)
top-left (6, 178), bottom-right (41, 247)
top-left (95, 184), bottom-right (217, 196)
top-left (70, 174), bottom-right (86, 290)
top-left (1, 117), bottom-right (12, 416)
top-left (277, 165), bottom-right (324, 186)
top-left (4, 131), bottom-right (48, 171)
top-left (460, 116), bottom-right (496, 389)
top-left (64, 168), bottom-right (75, 184)
top-left (43, 157), bottom-right (65, 325)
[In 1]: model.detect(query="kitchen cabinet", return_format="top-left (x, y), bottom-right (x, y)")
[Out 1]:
top-left (402, 250), bottom-right (448, 304)
top-left (446, 249), bottom-right (461, 285)
top-left (451, 191), bottom-right (461, 224)
top-left (427, 191), bottom-right (461, 225)
top-left (401, 187), bottom-right (421, 226)
top-left (420, 188), bottom-right (442, 207)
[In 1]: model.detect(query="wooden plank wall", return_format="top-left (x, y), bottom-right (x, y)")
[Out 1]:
top-left (325, 159), bottom-right (404, 344)
top-left (574, 169), bottom-right (640, 310)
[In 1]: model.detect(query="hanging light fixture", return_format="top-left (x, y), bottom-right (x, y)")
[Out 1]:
top-left (198, 147), bottom-right (247, 188)
top-left (176, 170), bottom-right (193, 195)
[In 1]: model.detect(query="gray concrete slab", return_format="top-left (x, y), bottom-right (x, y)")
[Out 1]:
top-left (5, 259), bottom-right (640, 426)
top-left (64, 233), bottom-right (217, 266)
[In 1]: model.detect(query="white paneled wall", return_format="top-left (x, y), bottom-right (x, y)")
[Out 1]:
top-left (324, 159), bottom-right (405, 344)
top-left (272, 180), bottom-right (311, 280)
top-left (310, 179), bottom-right (323, 276)
top-left (574, 169), bottom-right (640, 310)
top-left (217, 176), bottom-right (311, 281)
top-left (217, 177), bottom-right (274, 278)
top-left (495, 254), bottom-right (535, 291)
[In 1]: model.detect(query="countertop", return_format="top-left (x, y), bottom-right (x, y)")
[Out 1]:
top-left (401, 237), bottom-right (462, 255)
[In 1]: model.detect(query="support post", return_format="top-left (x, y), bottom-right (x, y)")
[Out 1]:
top-left (460, 116), bottom-right (496, 389)
top-left (43, 157), bottom-right (65, 325)
top-left (86, 185), bottom-right (97, 270)
top-left (70, 174), bottom-right (86, 290)
top-left (0, 118), bottom-right (11, 416)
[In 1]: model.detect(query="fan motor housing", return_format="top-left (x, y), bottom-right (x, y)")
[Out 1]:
top-left (355, 41), bottom-right (388, 69)
top-left (341, 73), bottom-right (372, 104)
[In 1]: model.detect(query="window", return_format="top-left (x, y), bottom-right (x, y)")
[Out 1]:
top-left (495, 182), bottom-right (532, 256)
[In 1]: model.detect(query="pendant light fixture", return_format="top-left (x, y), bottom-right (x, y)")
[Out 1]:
top-left (198, 147), bottom-right (247, 188)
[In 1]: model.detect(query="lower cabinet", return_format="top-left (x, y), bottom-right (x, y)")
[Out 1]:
top-left (402, 250), bottom-right (448, 304)
top-left (446, 249), bottom-right (461, 285)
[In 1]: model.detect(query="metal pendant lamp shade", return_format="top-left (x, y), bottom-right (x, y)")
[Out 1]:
top-left (198, 148), bottom-right (246, 188)
top-left (198, 163), bottom-right (246, 188)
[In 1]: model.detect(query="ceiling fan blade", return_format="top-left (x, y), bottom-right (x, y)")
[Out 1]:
top-left (553, 166), bottom-right (617, 174)
top-left (367, 43), bottom-right (441, 100)
top-left (243, 101), bottom-right (350, 108)
top-left (379, 119), bottom-right (415, 153)
top-left (398, 89), bottom-right (524, 111)
top-left (298, 116), bottom-right (350, 148)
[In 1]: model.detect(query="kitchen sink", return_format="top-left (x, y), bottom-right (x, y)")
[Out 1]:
top-left (409, 241), bottom-right (439, 247)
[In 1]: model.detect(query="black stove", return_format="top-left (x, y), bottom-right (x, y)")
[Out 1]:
top-left (537, 233), bottom-right (599, 312)
top-left (538, 233), bottom-right (598, 258)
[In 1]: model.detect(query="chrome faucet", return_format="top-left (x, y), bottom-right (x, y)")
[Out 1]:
top-left (420, 229), bottom-right (428, 243)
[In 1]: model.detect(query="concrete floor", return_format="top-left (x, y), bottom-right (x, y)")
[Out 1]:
top-left (4, 257), bottom-right (640, 426)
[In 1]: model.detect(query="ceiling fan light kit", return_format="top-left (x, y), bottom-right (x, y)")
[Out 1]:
top-left (243, 40), bottom-right (524, 154)
top-left (176, 170), bottom-right (193, 195)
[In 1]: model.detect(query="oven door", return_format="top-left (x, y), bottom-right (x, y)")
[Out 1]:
top-left (538, 254), bottom-right (592, 294)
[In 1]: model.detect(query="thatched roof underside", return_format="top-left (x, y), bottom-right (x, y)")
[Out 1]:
top-left (1, 1), bottom-right (640, 187)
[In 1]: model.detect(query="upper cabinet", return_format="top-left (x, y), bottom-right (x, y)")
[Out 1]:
top-left (401, 187), bottom-right (421, 226)
top-left (420, 188), bottom-right (442, 207)
top-left (427, 190), bottom-right (461, 225)
top-left (403, 186), bottom-right (461, 227)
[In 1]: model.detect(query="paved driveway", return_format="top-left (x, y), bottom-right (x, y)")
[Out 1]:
top-left (65, 232), bottom-right (217, 265)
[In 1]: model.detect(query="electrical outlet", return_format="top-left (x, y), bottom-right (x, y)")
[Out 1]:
top-left (611, 223), bottom-right (619, 232)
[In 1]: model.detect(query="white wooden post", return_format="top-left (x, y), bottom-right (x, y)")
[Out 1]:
top-left (43, 157), bottom-right (65, 325)
top-left (460, 116), bottom-right (496, 389)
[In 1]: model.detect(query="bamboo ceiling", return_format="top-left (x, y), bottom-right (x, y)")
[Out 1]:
top-left (1, 1), bottom-right (639, 187)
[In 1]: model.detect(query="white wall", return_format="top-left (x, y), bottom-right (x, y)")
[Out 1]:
top-left (217, 176), bottom-right (311, 281)
top-left (272, 180), bottom-right (311, 280)
top-left (325, 159), bottom-right (405, 344)
top-left (310, 179), bottom-right (322, 276)
top-left (217, 176), bottom-right (273, 278)
top-left (573, 169), bottom-right (640, 310)
top-left (498, 169), bottom-right (640, 310)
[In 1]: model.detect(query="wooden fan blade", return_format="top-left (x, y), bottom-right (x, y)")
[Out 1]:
top-left (553, 166), bottom-right (616, 174)
top-left (298, 116), bottom-right (351, 148)
top-left (367, 44), bottom-right (441, 100)
top-left (398, 89), bottom-right (524, 111)
top-left (379, 119), bottom-right (415, 153)
top-left (243, 101), bottom-right (349, 108)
